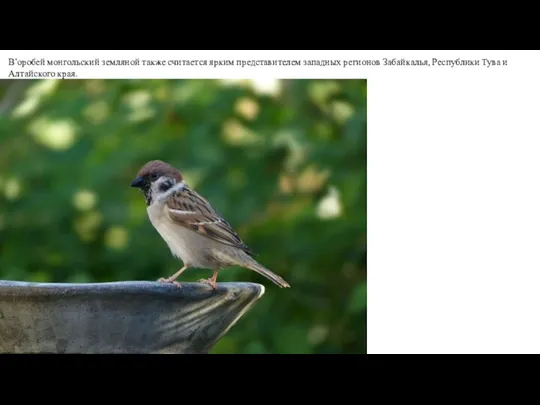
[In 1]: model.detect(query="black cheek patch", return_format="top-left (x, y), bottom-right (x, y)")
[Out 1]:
top-left (159, 180), bottom-right (173, 192)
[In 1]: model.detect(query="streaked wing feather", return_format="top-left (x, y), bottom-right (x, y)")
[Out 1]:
top-left (166, 186), bottom-right (253, 255)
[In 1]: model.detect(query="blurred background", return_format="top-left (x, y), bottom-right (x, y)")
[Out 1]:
top-left (0, 78), bottom-right (366, 354)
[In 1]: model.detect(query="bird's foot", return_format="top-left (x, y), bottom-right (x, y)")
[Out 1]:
top-left (199, 278), bottom-right (218, 290)
top-left (157, 277), bottom-right (182, 288)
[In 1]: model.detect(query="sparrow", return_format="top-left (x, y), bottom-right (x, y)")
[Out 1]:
top-left (130, 160), bottom-right (291, 290)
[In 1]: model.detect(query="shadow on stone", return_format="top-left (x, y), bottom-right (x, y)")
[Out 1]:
top-left (0, 280), bottom-right (265, 354)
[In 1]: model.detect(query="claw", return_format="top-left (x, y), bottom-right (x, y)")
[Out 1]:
top-left (157, 277), bottom-right (182, 288)
top-left (199, 278), bottom-right (218, 290)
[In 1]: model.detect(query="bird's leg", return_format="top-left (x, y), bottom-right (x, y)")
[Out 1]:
top-left (199, 270), bottom-right (219, 290)
top-left (158, 264), bottom-right (189, 288)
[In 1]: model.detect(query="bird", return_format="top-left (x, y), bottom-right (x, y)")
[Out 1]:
top-left (130, 159), bottom-right (291, 290)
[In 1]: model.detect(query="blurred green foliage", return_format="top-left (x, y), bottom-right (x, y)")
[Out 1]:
top-left (0, 78), bottom-right (366, 353)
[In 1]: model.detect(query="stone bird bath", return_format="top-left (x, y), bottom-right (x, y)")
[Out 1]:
top-left (0, 280), bottom-right (264, 353)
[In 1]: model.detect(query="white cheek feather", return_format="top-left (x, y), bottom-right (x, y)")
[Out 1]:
top-left (154, 180), bottom-right (186, 203)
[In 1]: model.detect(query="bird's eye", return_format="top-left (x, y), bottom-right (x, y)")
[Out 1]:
top-left (150, 173), bottom-right (159, 180)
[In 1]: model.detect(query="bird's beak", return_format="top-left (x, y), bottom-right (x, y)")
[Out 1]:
top-left (130, 176), bottom-right (144, 188)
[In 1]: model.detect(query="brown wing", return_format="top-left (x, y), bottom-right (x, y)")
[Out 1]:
top-left (166, 185), bottom-right (253, 256)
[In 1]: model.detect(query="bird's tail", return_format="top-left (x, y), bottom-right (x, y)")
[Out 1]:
top-left (243, 258), bottom-right (290, 288)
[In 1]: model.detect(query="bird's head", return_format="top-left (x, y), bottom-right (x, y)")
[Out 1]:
top-left (131, 160), bottom-right (184, 204)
